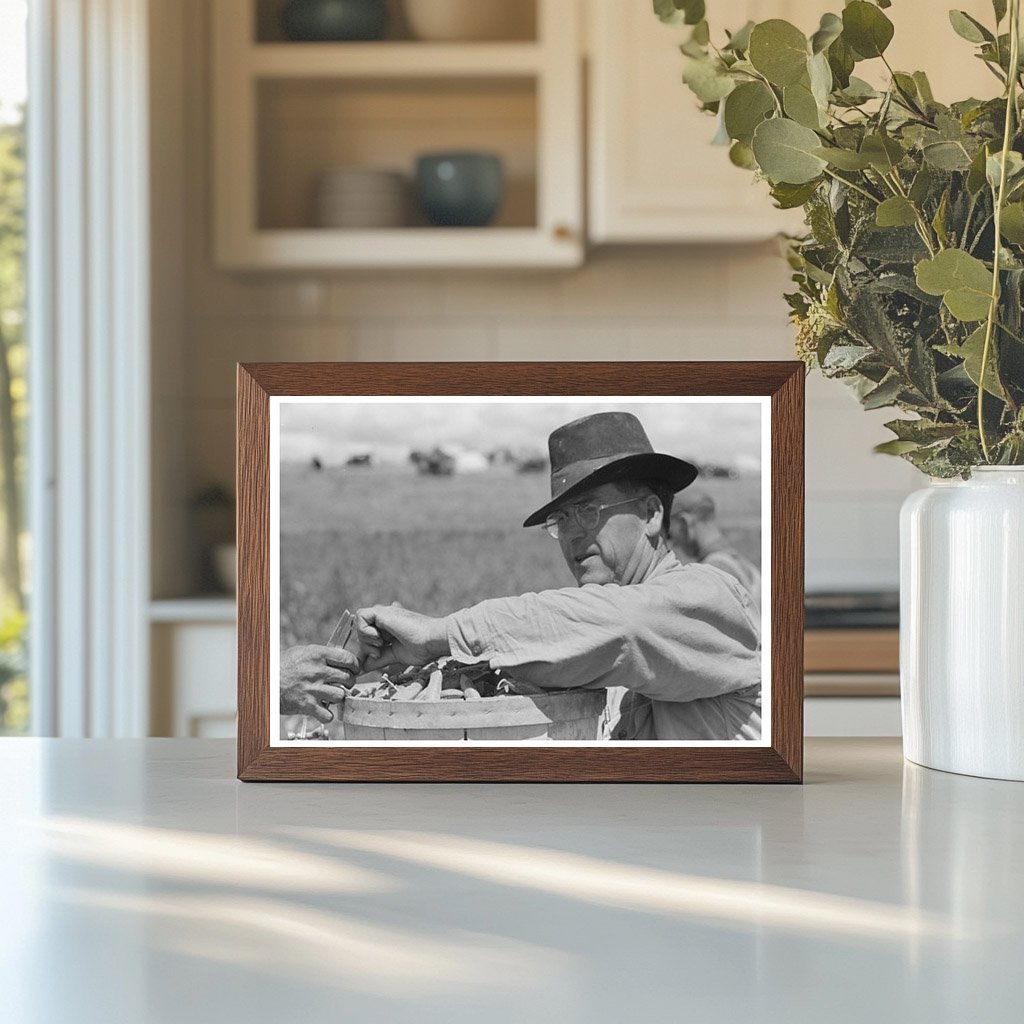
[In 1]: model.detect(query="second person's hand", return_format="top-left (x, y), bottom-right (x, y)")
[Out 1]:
top-left (356, 605), bottom-right (450, 670)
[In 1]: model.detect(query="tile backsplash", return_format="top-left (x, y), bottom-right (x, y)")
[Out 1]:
top-left (180, 246), bottom-right (917, 593)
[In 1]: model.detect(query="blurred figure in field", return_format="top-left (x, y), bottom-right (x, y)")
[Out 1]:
top-left (671, 487), bottom-right (761, 615)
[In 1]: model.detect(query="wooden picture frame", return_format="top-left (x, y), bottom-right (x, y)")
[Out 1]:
top-left (237, 362), bottom-right (804, 782)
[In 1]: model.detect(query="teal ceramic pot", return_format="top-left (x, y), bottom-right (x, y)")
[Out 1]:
top-left (281, 0), bottom-right (388, 41)
top-left (415, 152), bottom-right (505, 227)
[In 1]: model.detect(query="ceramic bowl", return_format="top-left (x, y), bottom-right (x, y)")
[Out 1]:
top-left (415, 152), bottom-right (504, 227)
top-left (315, 168), bottom-right (407, 228)
top-left (281, 0), bottom-right (388, 42)
top-left (403, 0), bottom-right (534, 42)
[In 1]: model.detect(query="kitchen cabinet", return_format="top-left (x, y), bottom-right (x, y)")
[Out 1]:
top-left (212, 0), bottom-right (1003, 265)
top-left (211, 0), bottom-right (583, 269)
top-left (586, 0), bottom-right (1000, 244)
top-left (587, 0), bottom-right (811, 243)
top-left (150, 600), bottom-right (237, 737)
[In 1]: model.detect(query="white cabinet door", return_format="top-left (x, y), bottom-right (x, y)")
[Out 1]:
top-left (587, 0), bottom-right (997, 244)
top-left (587, 0), bottom-right (812, 242)
top-left (151, 620), bottom-right (237, 738)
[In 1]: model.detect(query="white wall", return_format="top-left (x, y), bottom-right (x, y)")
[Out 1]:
top-left (155, 0), bottom-right (922, 598)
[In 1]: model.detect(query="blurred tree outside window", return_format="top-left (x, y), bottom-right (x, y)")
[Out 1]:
top-left (0, 0), bottom-right (28, 734)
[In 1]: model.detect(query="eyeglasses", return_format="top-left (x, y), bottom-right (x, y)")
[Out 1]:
top-left (542, 497), bottom-right (643, 539)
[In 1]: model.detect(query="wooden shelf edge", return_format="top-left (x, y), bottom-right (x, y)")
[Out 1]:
top-left (249, 42), bottom-right (543, 78)
top-left (216, 227), bottom-right (584, 270)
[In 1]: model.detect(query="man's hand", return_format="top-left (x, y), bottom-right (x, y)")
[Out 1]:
top-left (280, 644), bottom-right (359, 722)
top-left (356, 605), bottom-right (450, 670)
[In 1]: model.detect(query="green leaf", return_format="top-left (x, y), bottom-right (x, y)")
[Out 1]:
top-left (724, 20), bottom-right (755, 53)
top-left (862, 374), bottom-right (903, 409)
top-left (909, 164), bottom-right (933, 205)
top-left (729, 140), bottom-right (757, 169)
top-left (653, 0), bottom-right (705, 26)
top-left (874, 439), bottom-right (921, 455)
top-left (940, 325), bottom-right (1006, 398)
top-left (748, 20), bottom-right (809, 87)
top-left (752, 118), bottom-right (828, 184)
top-left (915, 249), bottom-right (994, 322)
top-left (810, 12), bottom-right (843, 54)
top-left (986, 150), bottom-right (1024, 191)
top-left (891, 72), bottom-right (922, 109)
top-left (932, 190), bottom-right (950, 246)
top-left (653, 0), bottom-right (682, 24)
top-left (912, 71), bottom-right (935, 104)
top-left (770, 180), bottom-right (820, 209)
top-left (682, 0), bottom-right (705, 25)
top-left (860, 133), bottom-right (904, 173)
top-left (813, 146), bottom-right (872, 170)
top-left (864, 228), bottom-right (931, 264)
top-left (807, 52), bottom-right (833, 110)
top-left (884, 418), bottom-right (963, 443)
top-left (726, 58), bottom-right (756, 75)
top-left (943, 289), bottom-right (992, 325)
top-left (723, 81), bottom-right (775, 144)
top-left (979, 32), bottom-right (1015, 75)
top-left (837, 76), bottom-right (879, 104)
top-left (948, 10), bottom-right (994, 44)
top-left (876, 197), bottom-right (918, 228)
top-left (828, 36), bottom-right (856, 89)
top-left (1000, 203), bottom-right (1024, 245)
top-left (784, 80), bottom-right (824, 129)
top-left (922, 140), bottom-right (973, 171)
top-left (682, 57), bottom-right (736, 104)
top-left (967, 144), bottom-right (991, 194)
top-left (993, 0), bottom-right (1008, 24)
top-left (842, 1), bottom-right (895, 59)
top-left (807, 190), bottom-right (842, 249)
top-left (691, 19), bottom-right (710, 45)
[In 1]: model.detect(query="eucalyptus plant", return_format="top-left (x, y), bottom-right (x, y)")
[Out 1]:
top-left (657, 0), bottom-right (1024, 475)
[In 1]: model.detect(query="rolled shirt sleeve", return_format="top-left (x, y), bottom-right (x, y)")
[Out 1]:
top-left (445, 560), bottom-right (760, 704)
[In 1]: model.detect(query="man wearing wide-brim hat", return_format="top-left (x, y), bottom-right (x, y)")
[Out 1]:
top-left (358, 412), bottom-right (761, 741)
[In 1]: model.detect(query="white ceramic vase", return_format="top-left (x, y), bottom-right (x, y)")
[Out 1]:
top-left (900, 467), bottom-right (1024, 781)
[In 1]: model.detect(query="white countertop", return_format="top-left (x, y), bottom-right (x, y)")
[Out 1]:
top-left (1, 738), bottom-right (1020, 1023)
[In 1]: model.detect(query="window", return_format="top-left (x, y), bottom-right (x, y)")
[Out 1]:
top-left (0, 0), bottom-right (28, 734)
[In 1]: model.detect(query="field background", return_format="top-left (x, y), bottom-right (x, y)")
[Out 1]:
top-left (279, 464), bottom-right (761, 647)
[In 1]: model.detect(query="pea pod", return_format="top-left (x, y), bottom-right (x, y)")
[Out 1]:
top-left (393, 680), bottom-right (424, 701)
top-left (423, 668), bottom-right (444, 700)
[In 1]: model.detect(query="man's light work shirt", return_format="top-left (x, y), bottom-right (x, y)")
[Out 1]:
top-left (445, 553), bottom-right (761, 741)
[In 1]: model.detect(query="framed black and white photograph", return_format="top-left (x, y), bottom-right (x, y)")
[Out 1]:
top-left (237, 362), bottom-right (804, 782)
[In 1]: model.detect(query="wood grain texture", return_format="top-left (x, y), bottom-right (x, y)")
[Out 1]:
top-left (236, 365), bottom-right (271, 779)
top-left (236, 361), bottom-right (805, 783)
top-left (804, 629), bottom-right (899, 674)
top-left (770, 364), bottom-right (805, 783)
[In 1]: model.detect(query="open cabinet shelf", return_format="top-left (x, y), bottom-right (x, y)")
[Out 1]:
top-left (212, 0), bottom-right (582, 269)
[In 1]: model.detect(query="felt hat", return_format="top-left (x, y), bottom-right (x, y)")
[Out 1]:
top-left (522, 412), bottom-right (699, 528)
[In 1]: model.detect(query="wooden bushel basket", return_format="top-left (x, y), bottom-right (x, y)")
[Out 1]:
top-left (342, 690), bottom-right (607, 741)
